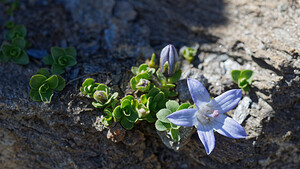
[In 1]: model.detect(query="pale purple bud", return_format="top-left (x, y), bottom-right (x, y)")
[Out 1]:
top-left (160, 44), bottom-right (179, 76)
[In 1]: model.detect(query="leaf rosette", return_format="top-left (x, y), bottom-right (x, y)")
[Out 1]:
top-left (130, 64), bottom-right (155, 92)
top-left (43, 47), bottom-right (77, 74)
top-left (80, 78), bottom-right (99, 97)
top-left (231, 69), bottom-right (254, 92)
top-left (113, 95), bottom-right (140, 130)
top-left (1, 37), bottom-right (29, 64)
top-left (29, 68), bottom-right (65, 103)
top-left (92, 84), bottom-right (118, 109)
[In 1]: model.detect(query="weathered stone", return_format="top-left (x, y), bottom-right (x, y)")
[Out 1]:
top-left (233, 96), bottom-right (252, 124)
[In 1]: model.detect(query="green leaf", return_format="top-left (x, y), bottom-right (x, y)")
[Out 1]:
top-left (240, 70), bottom-right (254, 84)
top-left (156, 68), bottom-right (167, 84)
top-left (138, 64), bottom-right (149, 73)
top-left (144, 113), bottom-right (155, 123)
top-left (51, 47), bottom-right (65, 61)
top-left (120, 117), bottom-right (134, 130)
top-left (168, 70), bottom-right (182, 84)
top-left (53, 75), bottom-right (65, 92)
top-left (121, 95), bottom-right (134, 102)
top-left (12, 37), bottom-right (26, 49)
top-left (65, 47), bottom-right (77, 58)
top-left (111, 92), bottom-right (118, 99)
top-left (177, 103), bottom-right (191, 111)
top-left (156, 108), bottom-right (172, 123)
top-left (30, 75), bottom-right (47, 89)
top-left (126, 111), bottom-right (139, 122)
top-left (155, 120), bottom-right (171, 131)
top-left (82, 78), bottom-right (94, 87)
top-left (11, 50), bottom-right (29, 65)
top-left (96, 84), bottom-right (109, 94)
top-left (231, 70), bottom-right (241, 83)
top-left (45, 75), bottom-right (59, 89)
top-left (39, 86), bottom-right (53, 103)
top-left (147, 68), bottom-right (156, 76)
top-left (147, 87), bottom-right (159, 97)
top-left (170, 128), bottom-right (180, 141)
top-left (238, 78), bottom-right (249, 89)
top-left (153, 91), bottom-right (165, 103)
top-left (131, 66), bottom-right (139, 75)
top-left (4, 30), bottom-right (14, 40)
top-left (162, 83), bottom-right (176, 88)
top-left (29, 89), bottom-right (41, 102)
top-left (51, 64), bottom-right (65, 75)
top-left (170, 123), bottom-right (180, 129)
top-left (5, 21), bottom-right (15, 29)
top-left (36, 68), bottom-right (50, 78)
top-left (14, 25), bottom-right (26, 37)
top-left (135, 72), bottom-right (149, 81)
top-left (121, 99), bottom-right (131, 109)
top-left (130, 77), bottom-right (137, 90)
top-left (1, 44), bottom-right (13, 58)
top-left (166, 100), bottom-right (180, 112)
top-left (113, 106), bottom-right (123, 120)
top-left (42, 55), bottom-right (54, 65)
top-left (65, 55), bottom-right (77, 67)
top-left (92, 102), bottom-right (105, 108)
top-left (140, 94), bottom-right (148, 105)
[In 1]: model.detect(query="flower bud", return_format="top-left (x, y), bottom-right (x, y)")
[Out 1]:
top-left (160, 44), bottom-right (179, 76)
top-left (94, 91), bottom-right (108, 103)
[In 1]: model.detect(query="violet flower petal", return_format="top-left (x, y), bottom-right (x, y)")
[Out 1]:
top-left (167, 108), bottom-right (198, 127)
top-left (197, 124), bottom-right (215, 155)
top-left (168, 45), bottom-right (178, 74)
top-left (210, 89), bottom-right (242, 114)
top-left (160, 45), bottom-right (169, 71)
top-left (211, 114), bottom-right (247, 139)
top-left (187, 78), bottom-right (211, 109)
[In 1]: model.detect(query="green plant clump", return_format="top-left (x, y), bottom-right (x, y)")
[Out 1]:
top-left (29, 68), bottom-right (65, 103)
top-left (43, 47), bottom-right (77, 74)
top-left (80, 78), bottom-right (100, 97)
top-left (181, 47), bottom-right (197, 62)
top-left (155, 101), bottom-right (192, 141)
top-left (231, 69), bottom-right (254, 92)
top-left (0, 37), bottom-right (29, 64)
top-left (92, 84), bottom-right (118, 109)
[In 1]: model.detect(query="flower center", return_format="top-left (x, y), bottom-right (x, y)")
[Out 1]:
top-left (196, 104), bottom-right (219, 124)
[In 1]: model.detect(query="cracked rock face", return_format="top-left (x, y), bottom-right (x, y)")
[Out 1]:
top-left (0, 0), bottom-right (299, 168)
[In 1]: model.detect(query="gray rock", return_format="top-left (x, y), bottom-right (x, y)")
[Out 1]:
top-left (233, 96), bottom-right (252, 124)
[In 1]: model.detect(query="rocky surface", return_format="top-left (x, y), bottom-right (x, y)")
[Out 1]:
top-left (0, 0), bottom-right (299, 168)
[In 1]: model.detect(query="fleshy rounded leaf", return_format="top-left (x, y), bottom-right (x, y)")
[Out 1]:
top-left (51, 64), bottom-right (65, 75)
top-left (45, 75), bottom-right (59, 89)
top-left (96, 84), bottom-right (109, 93)
top-left (12, 37), bottom-right (26, 49)
top-left (113, 106), bottom-right (123, 120)
top-left (131, 66), bottom-right (139, 75)
top-left (130, 77), bottom-right (137, 90)
top-left (177, 103), bottom-right (191, 111)
top-left (120, 117), bottom-right (134, 130)
top-left (30, 74), bottom-right (47, 89)
top-left (170, 128), bottom-right (180, 141)
top-left (54, 75), bottom-right (65, 92)
top-left (231, 70), bottom-right (241, 83)
top-left (39, 86), bottom-right (53, 103)
top-left (168, 70), bottom-right (182, 84)
top-left (126, 111), bottom-right (139, 122)
top-left (11, 50), bottom-right (29, 65)
top-left (51, 47), bottom-right (65, 61)
top-left (166, 100), bottom-right (180, 113)
top-left (138, 64), bottom-right (149, 73)
top-left (92, 102), bottom-right (105, 108)
top-left (36, 68), bottom-right (50, 78)
top-left (65, 55), bottom-right (77, 67)
top-left (157, 108), bottom-right (172, 123)
top-left (65, 47), bottom-right (77, 58)
top-left (155, 120), bottom-right (171, 131)
top-left (29, 89), bottom-right (41, 102)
